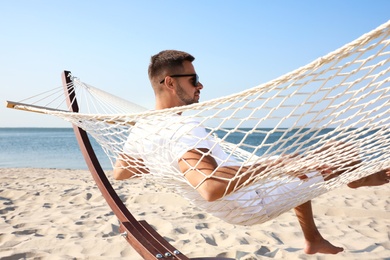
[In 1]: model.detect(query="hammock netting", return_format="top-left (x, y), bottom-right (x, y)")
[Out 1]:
top-left (8, 20), bottom-right (390, 225)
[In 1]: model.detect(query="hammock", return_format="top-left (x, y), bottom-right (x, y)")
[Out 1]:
top-left (6, 20), bottom-right (390, 258)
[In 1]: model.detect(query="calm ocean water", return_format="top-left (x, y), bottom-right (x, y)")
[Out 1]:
top-left (0, 128), bottom-right (111, 169)
top-left (0, 127), bottom-right (338, 170)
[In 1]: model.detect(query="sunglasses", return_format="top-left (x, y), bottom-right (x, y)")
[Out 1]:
top-left (159, 74), bottom-right (200, 87)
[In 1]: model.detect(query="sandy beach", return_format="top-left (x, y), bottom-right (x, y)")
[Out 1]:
top-left (0, 168), bottom-right (389, 260)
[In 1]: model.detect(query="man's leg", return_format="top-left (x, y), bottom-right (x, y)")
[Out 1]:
top-left (347, 169), bottom-right (390, 188)
top-left (294, 201), bottom-right (344, 254)
top-left (315, 141), bottom-right (390, 186)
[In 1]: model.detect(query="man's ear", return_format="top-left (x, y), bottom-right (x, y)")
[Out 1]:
top-left (164, 76), bottom-right (175, 90)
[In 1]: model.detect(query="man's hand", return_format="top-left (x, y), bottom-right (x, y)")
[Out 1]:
top-left (113, 155), bottom-right (149, 180)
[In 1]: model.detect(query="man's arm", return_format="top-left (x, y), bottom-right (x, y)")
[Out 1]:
top-left (113, 154), bottom-right (149, 180)
top-left (178, 148), bottom-right (271, 202)
top-left (178, 148), bottom-right (316, 202)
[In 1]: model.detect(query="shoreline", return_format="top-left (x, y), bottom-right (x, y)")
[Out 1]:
top-left (1, 168), bottom-right (389, 259)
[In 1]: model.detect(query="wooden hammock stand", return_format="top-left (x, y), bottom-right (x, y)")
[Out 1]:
top-left (62, 71), bottom-right (233, 260)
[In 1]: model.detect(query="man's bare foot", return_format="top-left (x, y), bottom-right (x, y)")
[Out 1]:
top-left (348, 169), bottom-right (390, 188)
top-left (304, 238), bottom-right (344, 254)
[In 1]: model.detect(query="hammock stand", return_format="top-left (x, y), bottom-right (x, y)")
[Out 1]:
top-left (61, 70), bottom-right (232, 260)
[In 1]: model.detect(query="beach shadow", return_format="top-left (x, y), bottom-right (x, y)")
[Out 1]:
top-left (0, 206), bottom-right (15, 215)
top-left (349, 243), bottom-right (382, 253)
top-left (0, 196), bottom-right (13, 204)
top-left (0, 196), bottom-right (14, 215)
top-left (235, 246), bottom-right (279, 259)
top-left (1, 253), bottom-right (28, 260)
top-left (284, 247), bottom-right (301, 253)
top-left (12, 229), bottom-right (37, 236)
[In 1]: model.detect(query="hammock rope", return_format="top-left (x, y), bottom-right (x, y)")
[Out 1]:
top-left (6, 20), bottom-right (390, 226)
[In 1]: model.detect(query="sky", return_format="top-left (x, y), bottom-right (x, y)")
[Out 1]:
top-left (1, 1), bottom-right (390, 127)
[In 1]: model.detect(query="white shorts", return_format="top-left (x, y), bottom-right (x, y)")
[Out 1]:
top-left (204, 172), bottom-right (325, 226)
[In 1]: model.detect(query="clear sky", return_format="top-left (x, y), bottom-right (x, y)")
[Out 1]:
top-left (1, 1), bottom-right (389, 127)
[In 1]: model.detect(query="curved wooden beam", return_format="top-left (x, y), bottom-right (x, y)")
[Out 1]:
top-left (61, 70), bottom-right (193, 259)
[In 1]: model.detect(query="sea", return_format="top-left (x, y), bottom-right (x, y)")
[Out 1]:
top-left (0, 128), bottom-right (111, 169)
top-left (0, 127), bottom-right (380, 170)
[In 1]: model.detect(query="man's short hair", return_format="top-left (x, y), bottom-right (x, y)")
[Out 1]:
top-left (148, 50), bottom-right (195, 84)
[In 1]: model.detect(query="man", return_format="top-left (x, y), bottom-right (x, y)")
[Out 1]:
top-left (114, 50), bottom-right (390, 255)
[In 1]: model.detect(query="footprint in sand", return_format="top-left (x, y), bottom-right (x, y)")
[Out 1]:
top-left (201, 233), bottom-right (217, 246)
top-left (12, 229), bottom-right (37, 236)
top-left (0, 197), bottom-right (15, 215)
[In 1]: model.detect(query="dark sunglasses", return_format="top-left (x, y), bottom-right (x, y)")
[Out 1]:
top-left (159, 74), bottom-right (199, 87)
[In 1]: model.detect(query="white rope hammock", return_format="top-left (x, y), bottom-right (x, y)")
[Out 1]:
top-left (7, 20), bottom-right (390, 226)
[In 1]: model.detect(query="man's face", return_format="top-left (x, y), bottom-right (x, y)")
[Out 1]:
top-left (174, 61), bottom-right (203, 106)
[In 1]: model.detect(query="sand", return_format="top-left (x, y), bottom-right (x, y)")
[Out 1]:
top-left (0, 168), bottom-right (389, 260)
